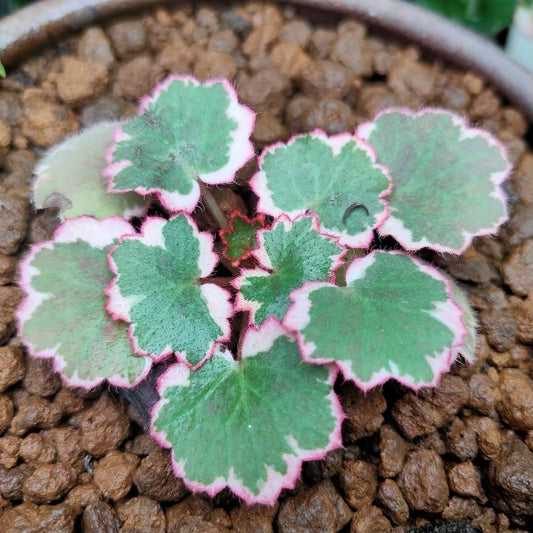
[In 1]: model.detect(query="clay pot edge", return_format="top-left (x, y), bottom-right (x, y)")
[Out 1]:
top-left (0, 0), bottom-right (532, 121)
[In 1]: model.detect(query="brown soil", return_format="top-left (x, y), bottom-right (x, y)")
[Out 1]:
top-left (0, 2), bottom-right (532, 532)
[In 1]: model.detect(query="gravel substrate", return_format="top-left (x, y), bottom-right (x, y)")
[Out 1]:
top-left (0, 2), bottom-right (532, 532)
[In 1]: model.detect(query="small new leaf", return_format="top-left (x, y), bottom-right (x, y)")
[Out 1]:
top-left (106, 214), bottom-right (233, 367)
top-left (251, 131), bottom-right (391, 247)
top-left (357, 109), bottom-right (511, 253)
top-left (105, 76), bottom-right (255, 212)
top-left (235, 216), bottom-right (344, 326)
top-left (220, 211), bottom-right (265, 267)
top-left (17, 217), bottom-right (151, 388)
top-left (33, 122), bottom-right (145, 221)
top-left (151, 320), bottom-right (342, 504)
top-left (285, 251), bottom-right (466, 391)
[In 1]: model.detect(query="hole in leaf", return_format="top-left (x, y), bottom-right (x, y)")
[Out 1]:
top-left (42, 192), bottom-right (72, 212)
top-left (342, 202), bottom-right (369, 225)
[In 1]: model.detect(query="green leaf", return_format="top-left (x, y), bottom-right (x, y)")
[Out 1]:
top-left (251, 131), bottom-right (392, 247)
top-left (151, 320), bottom-right (342, 504)
top-left (235, 216), bottom-right (344, 326)
top-left (358, 109), bottom-right (511, 254)
top-left (105, 76), bottom-right (255, 212)
top-left (220, 211), bottom-right (265, 267)
top-left (406, 0), bottom-right (516, 36)
top-left (17, 217), bottom-right (151, 388)
top-left (106, 214), bottom-right (233, 367)
top-left (285, 251), bottom-right (465, 391)
top-left (33, 122), bottom-right (145, 221)
top-left (0, 62), bottom-right (5, 78)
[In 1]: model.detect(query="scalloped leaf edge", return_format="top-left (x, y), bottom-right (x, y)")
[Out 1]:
top-left (105, 75), bottom-right (256, 213)
top-left (233, 214), bottom-right (346, 324)
top-left (105, 214), bottom-right (234, 368)
top-left (219, 210), bottom-right (267, 268)
top-left (33, 122), bottom-right (147, 222)
top-left (448, 279), bottom-right (478, 364)
top-left (250, 129), bottom-right (393, 248)
top-left (284, 250), bottom-right (467, 392)
top-left (356, 107), bottom-right (512, 254)
top-left (17, 216), bottom-right (152, 389)
top-left (149, 318), bottom-right (344, 505)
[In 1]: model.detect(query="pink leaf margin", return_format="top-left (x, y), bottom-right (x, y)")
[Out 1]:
top-left (34, 121), bottom-right (147, 221)
top-left (284, 250), bottom-right (467, 392)
top-left (105, 75), bottom-right (255, 213)
top-left (357, 107), bottom-right (512, 254)
top-left (104, 123), bottom-right (202, 213)
top-left (233, 214), bottom-right (346, 324)
top-left (139, 76), bottom-right (256, 187)
top-left (105, 214), bottom-right (233, 368)
top-left (16, 216), bottom-right (151, 389)
top-left (59, 352), bottom-right (152, 390)
top-left (448, 280), bottom-right (478, 365)
top-left (219, 210), bottom-right (266, 268)
top-left (149, 319), bottom-right (344, 505)
top-left (250, 130), bottom-right (393, 248)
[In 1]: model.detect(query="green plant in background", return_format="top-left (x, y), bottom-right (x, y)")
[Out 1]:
top-left (0, 0), bottom-right (37, 17)
top-left (506, 0), bottom-right (533, 71)
top-left (0, 61), bottom-right (5, 78)
top-left (407, 0), bottom-right (517, 35)
top-left (17, 76), bottom-right (511, 505)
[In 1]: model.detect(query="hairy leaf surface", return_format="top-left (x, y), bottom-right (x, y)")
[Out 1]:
top-left (285, 251), bottom-right (465, 391)
top-left (235, 216), bottom-right (343, 326)
top-left (17, 217), bottom-right (151, 388)
top-left (151, 320), bottom-right (342, 504)
top-left (105, 76), bottom-right (255, 212)
top-left (33, 122), bottom-right (145, 221)
top-left (251, 132), bottom-right (391, 247)
top-left (106, 214), bottom-right (232, 367)
top-left (357, 109), bottom-right (511, 253)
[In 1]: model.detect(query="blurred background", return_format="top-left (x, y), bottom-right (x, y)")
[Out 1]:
top-left (1, 0), bottom-right (532, 71)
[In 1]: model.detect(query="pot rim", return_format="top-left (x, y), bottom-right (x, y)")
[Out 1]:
top-left (0, 0), bottom-right (532, 121)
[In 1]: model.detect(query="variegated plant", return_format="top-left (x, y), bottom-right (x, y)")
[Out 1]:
top-left (17, 76), bottom-right (511, 505)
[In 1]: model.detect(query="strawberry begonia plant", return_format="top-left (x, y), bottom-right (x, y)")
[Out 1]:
top-left (17, 75), bottom-right (511, 505)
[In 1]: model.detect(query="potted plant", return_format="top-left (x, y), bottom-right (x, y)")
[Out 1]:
top-left (0, 1), bottom-right (532, 532)
top-left (17, 73), bottom-right (513, 504)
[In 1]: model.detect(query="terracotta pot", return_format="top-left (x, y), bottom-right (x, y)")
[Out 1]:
top-left (1, 0), bottom-right (532, 121)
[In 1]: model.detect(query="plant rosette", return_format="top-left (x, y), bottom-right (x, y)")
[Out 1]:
top-left (16, 75), bottom-right (511, 505)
